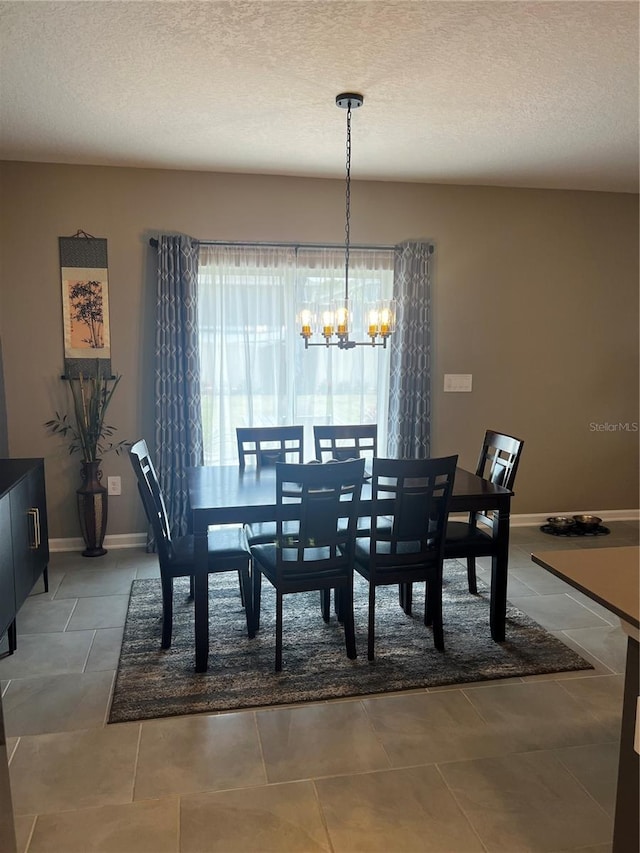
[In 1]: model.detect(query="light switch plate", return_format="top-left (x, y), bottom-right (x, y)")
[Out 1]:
top-left (107, 476), bottom-right (121, 496)
top-left (444, 374), bottom-right (473, 392)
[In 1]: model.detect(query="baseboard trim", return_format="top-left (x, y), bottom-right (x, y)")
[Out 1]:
top-left (48, 509), bottom-right (638, 553)
top-left (49, 533), bottom-right (148, 553)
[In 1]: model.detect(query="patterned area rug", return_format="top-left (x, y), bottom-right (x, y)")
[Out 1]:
top-left (109, 562), bottom-right (593, 723)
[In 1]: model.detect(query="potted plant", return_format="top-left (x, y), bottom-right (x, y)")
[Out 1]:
top-left (46, 366), bottom-right (128, 556)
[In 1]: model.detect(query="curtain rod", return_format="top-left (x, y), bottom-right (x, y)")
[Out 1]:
top-left (148, 237), bottom-right (401, 251)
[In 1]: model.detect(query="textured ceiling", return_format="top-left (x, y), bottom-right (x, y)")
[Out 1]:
top-left (0, 1), bottom-right (638, 192)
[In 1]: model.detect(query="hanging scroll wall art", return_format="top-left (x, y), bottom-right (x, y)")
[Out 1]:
top-left (59, 230), bottom-right (112, 378)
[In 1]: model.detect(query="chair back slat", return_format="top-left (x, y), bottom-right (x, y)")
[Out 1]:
top-left (313, 424), bottom-right (377, 463)
top-left (237, 426), bottom-right (304, 469)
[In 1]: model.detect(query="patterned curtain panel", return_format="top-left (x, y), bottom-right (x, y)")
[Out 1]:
top-left (155, 234), bottom-right (204, 539)
top-left (387, 241), bottom-right (434, 459)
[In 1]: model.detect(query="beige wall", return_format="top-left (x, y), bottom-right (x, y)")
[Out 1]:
top-left (0, 161), bottom-right (638, 539)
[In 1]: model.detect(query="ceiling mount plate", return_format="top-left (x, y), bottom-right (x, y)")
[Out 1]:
top-left (336, 92), bottom-right (364, 109)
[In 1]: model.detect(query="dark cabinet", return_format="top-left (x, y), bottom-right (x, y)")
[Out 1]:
top-left (0, 459), bottom-right (49, 652)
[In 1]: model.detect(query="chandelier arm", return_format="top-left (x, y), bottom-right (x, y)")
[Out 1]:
top-left (303, 338), bottom-right (388, 350)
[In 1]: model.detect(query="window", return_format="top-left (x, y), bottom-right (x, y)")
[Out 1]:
top-left (198, 244), bottom-right (394, 465)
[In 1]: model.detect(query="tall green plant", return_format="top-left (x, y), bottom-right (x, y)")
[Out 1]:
top-left (46, 368), bottom-right (128, 461)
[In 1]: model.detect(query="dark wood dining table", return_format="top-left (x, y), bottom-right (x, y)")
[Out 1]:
top-left (187, 464), bottom-right (513, 672)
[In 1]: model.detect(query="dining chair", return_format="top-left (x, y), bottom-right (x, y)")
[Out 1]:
top-left (236, 425), bottom-right (305, 546)
top-left (445, 429), bottom-right (524, 593)
top-left (313, 424), bottom-right (377, 463)
top-left (249, 457), bottom-right (365, 672)
top-left (353, 455), bottom-right (458, 660)
top-left (129, 439), bottom-right (254, 649)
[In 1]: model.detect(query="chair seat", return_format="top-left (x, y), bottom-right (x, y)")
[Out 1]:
top-left (170, 526), bottom-right (250, 571)
top-left (354, 538), bottom-right (438, 583)
top-left (251, 541), bottom-right (347, 586)
top-left (444, 520), bottom-right (493, 550)
top-left (245, 520), bottom-right (277, 545)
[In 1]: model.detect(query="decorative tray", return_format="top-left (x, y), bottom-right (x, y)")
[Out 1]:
top-left (539, 524), bottom-right (610, 537)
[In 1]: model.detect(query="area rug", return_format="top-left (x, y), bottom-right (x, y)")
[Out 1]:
top-left (109, 562), bottom-right (593, 723)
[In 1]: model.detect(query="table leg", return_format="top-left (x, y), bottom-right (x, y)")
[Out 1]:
top-left (612, 635), bottom-right (639, 853)
top-left (490, 499), bottom-right (510, 642)
top-left (193, 526), bottom-right (209, 673)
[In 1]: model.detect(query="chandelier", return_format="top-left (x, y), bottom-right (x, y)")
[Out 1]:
top-left (298, 93), bottom-right (396, 349)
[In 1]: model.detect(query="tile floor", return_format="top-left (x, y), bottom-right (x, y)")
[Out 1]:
top-left (0, 522), bottom-right (637, 852)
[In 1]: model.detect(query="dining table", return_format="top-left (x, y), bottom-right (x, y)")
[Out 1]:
top-left (187, 463), bottom-right (513, 673)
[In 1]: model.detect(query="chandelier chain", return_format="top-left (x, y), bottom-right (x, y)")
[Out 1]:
top-left (344, 99), bottom-right (352, 304)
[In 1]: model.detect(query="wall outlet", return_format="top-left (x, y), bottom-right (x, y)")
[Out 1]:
top-left (107, 476), bottom-right (122, 496)
top-left (444, 373), bottom-right (473, 392)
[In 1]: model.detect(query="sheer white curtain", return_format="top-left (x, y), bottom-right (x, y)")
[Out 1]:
top-left (198, 244), bottom-right (394, 465)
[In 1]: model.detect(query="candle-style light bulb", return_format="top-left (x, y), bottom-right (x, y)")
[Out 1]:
top-left (297, 303), bottom-right (316, 340)
top-left (322, 308), bottom-right (335, 338)
top-left (336, 304), bottom-right (349, 336)
top-left (300, 308), bottom-right (312, 338)
top-left (367, 307), bottom-right (379, 338)
top-left (379, 300), bottom-right (396, 338)
top-left (379, 307), bottom-right (390, 336)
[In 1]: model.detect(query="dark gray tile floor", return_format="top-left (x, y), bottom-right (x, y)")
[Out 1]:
top-left (1, 521), bottom-right (636, 852)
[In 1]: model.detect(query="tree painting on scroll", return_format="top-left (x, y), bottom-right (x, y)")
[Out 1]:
top-left (61, 267), bottom-right (111, 359)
